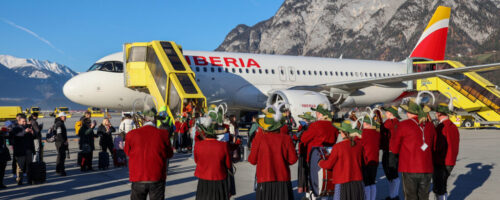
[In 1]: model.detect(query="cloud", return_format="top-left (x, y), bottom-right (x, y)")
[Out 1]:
top-left (1, 18), bottom-right (65, 54)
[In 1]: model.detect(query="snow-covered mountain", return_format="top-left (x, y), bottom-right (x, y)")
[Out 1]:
top-left (0, 55), bottom-right (77, 79)
top-left (0, 55), bottom-right (85, 109)
top-left (216, 0), bottom-right (500, 61)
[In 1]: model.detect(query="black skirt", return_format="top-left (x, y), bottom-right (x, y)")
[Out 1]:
top-left (196, 178), bottom-right (229, 200)
top-left (297, 153), bottom-right (309, 191)
top-left (256, 181), bottom-right (294, 200)
top-left (338, 181), bottom-right (365, 200)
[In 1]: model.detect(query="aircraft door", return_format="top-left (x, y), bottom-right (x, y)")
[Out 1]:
top-left (279, 66), bottom-right (287, 81)
top-left (288, 66), bottom-right (296, 81)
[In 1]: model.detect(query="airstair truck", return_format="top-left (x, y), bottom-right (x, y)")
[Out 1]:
top-left (414, 60), bottom-right (500, 128)
top-left (0, 106), bottom-right (22, 121)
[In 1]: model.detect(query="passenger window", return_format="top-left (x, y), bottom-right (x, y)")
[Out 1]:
top-left (319, 71), bottom-right (323, 75)
top-left (259, 69), bottom-right (262, 74)
top-left (340, 72), bottom-right (343, 76)
top-left (325, 71), bottom-right (328, 76)
top-left (303, 70), bottom-right (306, 75)
top-left (335, 71), bottom-right (338, 76)
top-left (218, 68), bottom-right (222, 73)
top-left (314, 71), bottom-right (317, 75)
top-left (271, 69), bottom-right (275, 74)
top-left (203, 68), bottom-right (207, 72)
top-left (297, 70), bottom-right (301, 75)
top-left (252, 69), bottom-right (255, 74)
top-left (211, 68), bottom-right (215, 72)
top-left (265, 69), bottom-right (269, 74)
top-left (350, 72), bottom-right (354, 76)
top-left (246, 69), bottom-right (249, 73)
top-left (308, 70), bottom-right (312, 75)
top-left (196, 67), bottom-right (200, 72)
top-left (280, 69), bottom-right (284, 75)
top-left (225, 68), bottom-right (228, 73)
top-left (232, 68), bottom-right (235, 73)
top-left (290, 70), bottom-right (294, 75)
top-left (239, 68), bottom-right (243, 73)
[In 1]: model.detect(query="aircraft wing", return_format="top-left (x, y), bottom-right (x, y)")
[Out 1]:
top-left (291, 62), bottom-right (500, 93)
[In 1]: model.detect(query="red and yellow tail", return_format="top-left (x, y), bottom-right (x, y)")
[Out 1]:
top-left (410, 6), bottom-right (451, 60)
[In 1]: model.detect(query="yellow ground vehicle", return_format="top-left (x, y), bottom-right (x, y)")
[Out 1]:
top-left (26, 107), bottom-right (44, 118)
top-left (414, 60), bottom-right (500, 128)
top-left (50, 107), bottom-right (72, 118)
top-left (0, 106), bottom-right (22, 121)
top-left (124, 41), bottom-right (206, 121)
top-left (88, 107), bottom-right (104, 117)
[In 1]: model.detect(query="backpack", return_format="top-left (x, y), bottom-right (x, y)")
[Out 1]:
top-left (46, 125), bottom-right (57, 143)
top-left (75, 120), bottom-right (82, 136)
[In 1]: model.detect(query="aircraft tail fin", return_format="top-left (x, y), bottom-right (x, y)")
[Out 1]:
top-left (410, 6), bottom-right (451, 60)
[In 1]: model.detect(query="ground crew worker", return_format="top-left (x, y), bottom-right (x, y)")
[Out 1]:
top-left (319, 120), bottom-right (364, 200)
top-left (248, 104), bottom-right (298, 200)
top-left (300, 104), bottom-right (339, 162)
top-left (361, 115), bottom-right (380, 200)
top-left (380, 106), bottom-right (401, 200)
top-left (433, 103), bottom-right (460, 200)
top-left (194, 110), bottom-right (232, 200)
top-left (125, 110), bottom-right (173, 200)
top-left (391, 98), bottom-right (437, 200)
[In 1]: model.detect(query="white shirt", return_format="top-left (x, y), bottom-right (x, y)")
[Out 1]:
top-left (119, 118), bottom-right (136, 133)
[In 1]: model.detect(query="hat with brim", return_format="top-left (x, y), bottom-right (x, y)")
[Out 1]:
top-left (311, 104), bottom-right (332, 119)
top-left (258, 106), bottom-right (285, 132)
top-left (334, 120), bottom-right (361, 134)
top-left (382, 105), bottom-right (401, 119)
top-left (400, 99), bottom-right (422, 115)
top-left (57, 112), bottom-right (67, 117)
top-left (362, 115), bottom-right (380, 129)
top-left (298, 112), bottom-right (315, 122)
top-left (436, 103), bottom-right (453, 114)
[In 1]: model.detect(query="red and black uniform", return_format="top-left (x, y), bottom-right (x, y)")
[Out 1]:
top-left (194, 138), bottom-right (231, 200)
top-left (390, 117), bottom-right (436, 200)
top-left (432, 118), bottom-right (460, 196)
top-left (124, 124), bottom-right (173, 200)
top-left (296, 123), bottom-right (309, 193)
top-left (361, 128), bottom-right (380, 186)
top-left (300, 120), bottom-right (339, 161)
top-left (174, 121), bottom-right (188, 150)
top-left (319, 139), bottom-right (364, 200)
top-left (380, 118), bottom-right (400, 181)
top-left (248, 128), bottom-right (298, 200)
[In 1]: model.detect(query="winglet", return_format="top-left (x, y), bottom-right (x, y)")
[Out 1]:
top-left (410, 6), bottom-right (451, 60)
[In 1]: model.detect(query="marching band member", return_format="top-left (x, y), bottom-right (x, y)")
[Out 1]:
top-left (249, 103), bottom-right (298, 200)
top-left (361, 115), bottom-right (380, 200)
top-left (391, 96), bottom-right (437, 200)
top-left (432, 102), bottom-right (460, 200)
top-left (296, 112), bottom-right (316, 193)
top-left (194, 107), bottom-right (232, 200)
top-left (300, 104), bottom-right (339, 162)
top-left (380, 106), bottom-right (401, 200)
top-left (319, 120), bottom-right (364, 200)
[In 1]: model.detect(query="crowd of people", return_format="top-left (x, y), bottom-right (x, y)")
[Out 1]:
top-left (0, 91), bottom-right (461, 200)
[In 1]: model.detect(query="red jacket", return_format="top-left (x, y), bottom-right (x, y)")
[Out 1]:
top-left (319, 139), bottom-right (364, 184)
top-left (300, 120), bottom-right (339, 161)
top-left (390, 117), bottom-right (436, 173)
top-left (194, 139), bottom-right (231, 180)
top-left (380, 118), bottom-right (399, 151)
top-left (434, 119), bottom-right (460, 166)
top-left (361, 128), bottom-right (380, 166)
top-left (175, 121), bottom-right (188, 134)
top-left (248, 129), bottom-right (298, 183)
top-left (125, 125), bottom-right (173, 182)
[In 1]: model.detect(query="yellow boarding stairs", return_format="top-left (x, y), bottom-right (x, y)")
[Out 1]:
top-left (124, 41), bottom-right (206, 122)
top-left (414, 60), bottom-right (500, 128)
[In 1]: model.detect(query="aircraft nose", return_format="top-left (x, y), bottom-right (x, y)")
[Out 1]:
top-left (63, 74), bottom-right (83, 102)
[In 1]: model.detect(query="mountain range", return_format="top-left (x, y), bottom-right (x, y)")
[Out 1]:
top-left (216, 0), bottom-right (500, 84)
top-left (0, 55), bottom-right (85, 110)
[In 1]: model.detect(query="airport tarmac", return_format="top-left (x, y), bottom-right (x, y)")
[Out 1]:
top-left (0, 114), bottom-right (498, 199)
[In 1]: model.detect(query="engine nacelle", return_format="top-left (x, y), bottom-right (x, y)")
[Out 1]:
top-left (267, 90), bottom-right (331, 128)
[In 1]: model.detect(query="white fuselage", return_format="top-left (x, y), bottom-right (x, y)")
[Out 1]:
top-left (63, 50), bottom-right (408, 111)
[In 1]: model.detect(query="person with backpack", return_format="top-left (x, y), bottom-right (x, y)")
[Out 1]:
top-left (54, 112), bottom-right (68, 176)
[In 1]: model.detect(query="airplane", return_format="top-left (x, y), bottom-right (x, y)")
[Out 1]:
top-left (63, 6), bottom-right (499, 123)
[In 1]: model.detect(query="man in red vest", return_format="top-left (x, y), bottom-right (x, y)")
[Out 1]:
top-left (391, 99), bottom-right (436, 200)
top-left (433, 103), bottom-right (460, 200)
top-left (125, 110), bottom-right (173, 200)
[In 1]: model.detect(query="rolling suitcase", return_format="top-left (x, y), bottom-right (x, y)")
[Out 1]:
top-left (114, 150), bottom-right (127, 167)
top-left (30, 154), bottom-right (46, 184)
top-left (98, 151), bottom-right (110, 170)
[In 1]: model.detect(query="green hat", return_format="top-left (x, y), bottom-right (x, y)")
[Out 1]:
top-left (436, 103), bottom-right (453, 114)
top-left (142, 109), bottom-right (156, 118)
top-left (382, 105), bottom-right (401, 119)
top-left (334, 120), bottom-right (361, 134)
top-left (258, 104), bottom-right (286, 132)
top-left (311, 104), bottom-right (332, 119)
top-left (400, 98), bottom-right (431, 123)
top-left (298, 112), bottom-right (315, 122)
top-left (361, 115), bottom-right (380, 128)
top-left (197, 103), bottom-right (228, 136)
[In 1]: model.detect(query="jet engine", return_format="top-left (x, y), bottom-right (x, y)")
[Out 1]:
top-left (267, 90), bottom-right (331, 128)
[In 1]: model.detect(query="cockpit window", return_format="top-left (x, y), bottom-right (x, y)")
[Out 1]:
top-left (87, 61), bottom-right (124, 73)
top-left (87, 63), bottom-right (103, 71)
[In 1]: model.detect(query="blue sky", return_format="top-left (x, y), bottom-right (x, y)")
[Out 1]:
top-left (0, 0), bottom-right (283, 72)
